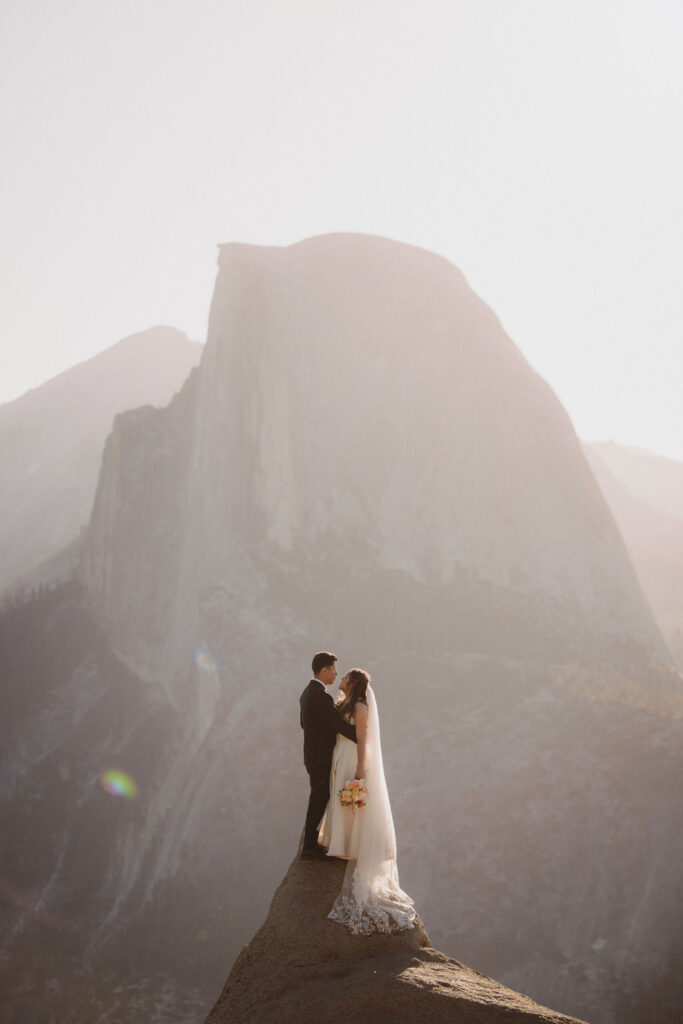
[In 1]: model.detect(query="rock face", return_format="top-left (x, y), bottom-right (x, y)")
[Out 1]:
top-left (2, 235), bottom-right (682, 1024)
top-left (83, 236), bottom-right (669, 689)
top-left (584, 442), bottom-right (683, 669)
top-left (205, 848), bottom-right (585, 1024)
top-left (0, 325), bottom-right (201, 595)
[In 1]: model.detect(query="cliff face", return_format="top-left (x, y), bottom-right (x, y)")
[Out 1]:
top-left (204, 848), bottom-right (586, 1024)
top-left (2, 235), bottom-right (682, 1024)
top-left (83, 234), bottom-right (668, 688)
top-left (0, 325), bottom-right (202, 595)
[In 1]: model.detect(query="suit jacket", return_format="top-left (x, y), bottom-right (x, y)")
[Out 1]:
top-left (300, 680), bottom-right (357, 770)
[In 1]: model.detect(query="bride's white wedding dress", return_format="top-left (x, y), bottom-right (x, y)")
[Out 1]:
top-left (319, 686), bottom-right (416, 935)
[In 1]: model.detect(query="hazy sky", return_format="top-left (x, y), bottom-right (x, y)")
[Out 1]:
top-left (2, 0), bottom-right (682, 458)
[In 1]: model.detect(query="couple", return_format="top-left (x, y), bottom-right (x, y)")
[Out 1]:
top-left (299, 651), bottom-right (416, 935)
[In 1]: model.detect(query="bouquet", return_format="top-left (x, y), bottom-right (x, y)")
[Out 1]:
top-left (339, 778), bottom-right (368, 814)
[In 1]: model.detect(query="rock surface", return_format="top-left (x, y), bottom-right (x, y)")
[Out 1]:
top-left (205, 847), bottom-right (586, 1024)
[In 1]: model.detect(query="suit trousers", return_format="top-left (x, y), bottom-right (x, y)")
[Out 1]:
top-left (303, 764), bottom-right (331, 850)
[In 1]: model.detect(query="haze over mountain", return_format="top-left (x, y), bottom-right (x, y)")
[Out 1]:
top-left (584, 442), bottom-right (683, 670)
top-left (587, 441), bottom-right (683, 522)
top-left (0, 326), bottom-right (202, 595)
top-left (1, 234), bottom-right (681, 1024)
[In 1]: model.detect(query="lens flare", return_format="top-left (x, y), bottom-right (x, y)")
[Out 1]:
top-left (194, 646), bottom-right (219, 673)
top-left (99, 769), bottom-right (138, 799)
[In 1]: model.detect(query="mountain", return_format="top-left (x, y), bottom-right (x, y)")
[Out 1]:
top-left (1, 234), bottom-right (681, 1024)
top-left (584, 442), bottom-right (683, 668)
top-left (587, 441), bottom-right (683, 522)
top-left (83, 237), bottom-right (669, 687)
top-left (204, 851), bottom-right (586, 1024)
top-left (0, 325), bottom-right (202, 596)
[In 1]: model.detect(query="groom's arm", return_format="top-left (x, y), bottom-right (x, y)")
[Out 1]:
top-left (316, 690), bottom-right (357, 744)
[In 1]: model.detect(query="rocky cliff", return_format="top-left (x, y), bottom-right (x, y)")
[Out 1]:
top-left (205, 849), bottom-right (586, 1024)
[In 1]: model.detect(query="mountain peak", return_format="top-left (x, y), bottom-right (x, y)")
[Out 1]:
top-left (216, 231), bottom-right (460, 272)
top-left (204, 847), bottom-right (586, 1024)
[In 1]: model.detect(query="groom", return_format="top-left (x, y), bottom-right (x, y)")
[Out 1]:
top-left (300, 651), bottom-right (357, 859)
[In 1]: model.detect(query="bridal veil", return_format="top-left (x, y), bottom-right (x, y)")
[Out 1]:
top-left (328, 685), bottom-right (416, 934)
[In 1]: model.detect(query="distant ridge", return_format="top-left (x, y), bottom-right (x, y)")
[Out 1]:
top-left (0, 325), bottom-right (202, 594)
top-left (584, 440), bottom-right (683, 668)
top-left (586, 440), bottom-right (683, 522)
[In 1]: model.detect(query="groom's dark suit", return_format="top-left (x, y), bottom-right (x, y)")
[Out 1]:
top-left (300, 679), bottom-right (357, 851)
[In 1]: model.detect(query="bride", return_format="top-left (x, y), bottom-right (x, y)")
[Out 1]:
top-left (319, 668), bottom-right (416, 935)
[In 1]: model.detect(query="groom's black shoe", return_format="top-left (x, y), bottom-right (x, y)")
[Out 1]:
top-left (300, 845), bottom-right (328, 860)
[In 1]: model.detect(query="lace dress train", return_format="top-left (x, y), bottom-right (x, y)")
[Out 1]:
top-left (319, 688), bottom-right (416, 936)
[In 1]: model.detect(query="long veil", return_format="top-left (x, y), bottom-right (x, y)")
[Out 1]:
top-left (328, 685), bottom-right (416, 934)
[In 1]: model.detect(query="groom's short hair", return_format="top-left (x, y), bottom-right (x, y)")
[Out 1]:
top-left (312, 651), bottom-right (337, 676)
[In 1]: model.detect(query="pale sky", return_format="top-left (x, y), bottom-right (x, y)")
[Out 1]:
top-left (2, 0), bottom-right (682, 458)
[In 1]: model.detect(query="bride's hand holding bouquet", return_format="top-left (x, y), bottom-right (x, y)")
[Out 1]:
top-left (339, 777), bottom-right (368, 812)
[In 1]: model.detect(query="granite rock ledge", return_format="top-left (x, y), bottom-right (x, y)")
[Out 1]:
top-left (204, 847), bottom-right (587, 1024)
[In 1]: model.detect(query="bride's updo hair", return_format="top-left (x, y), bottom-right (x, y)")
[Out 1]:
top-left (339, 668), bottom-right (370, 715)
